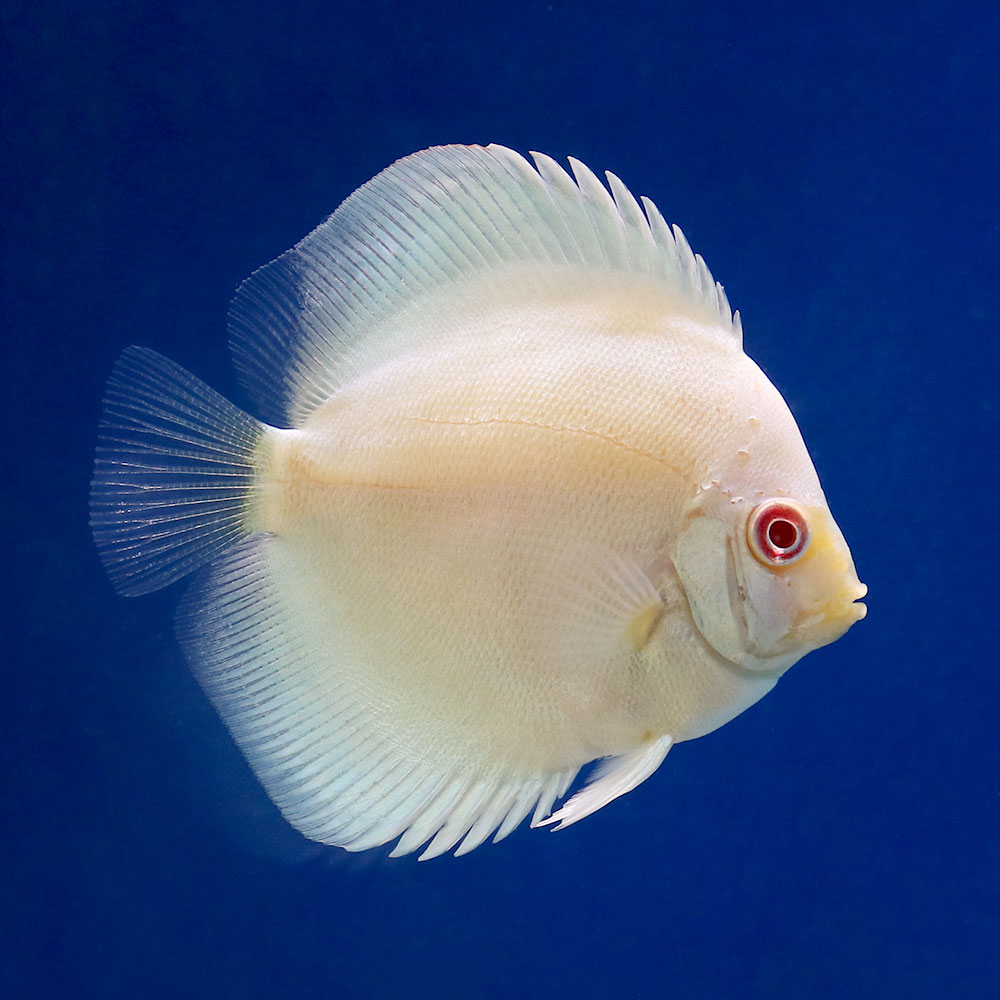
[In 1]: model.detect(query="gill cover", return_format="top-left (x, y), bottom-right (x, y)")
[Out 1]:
top-left (674, 506), bottom-right (817, 672)
top-left (673, 516), bottom-right (747, 665)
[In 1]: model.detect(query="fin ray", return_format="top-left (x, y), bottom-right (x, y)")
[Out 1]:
top-left (90, 346), bottom-right (264, 596)
top-left (537, 545), bottom-right (667, 666)
top-left (229, 144), bottom-right (740, 426)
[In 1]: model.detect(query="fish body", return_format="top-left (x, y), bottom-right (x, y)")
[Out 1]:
top-left (91, 145), bottom-right (865, 858)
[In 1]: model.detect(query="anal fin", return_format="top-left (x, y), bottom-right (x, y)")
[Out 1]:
top-left (176, 535), bottom-right (583, 859)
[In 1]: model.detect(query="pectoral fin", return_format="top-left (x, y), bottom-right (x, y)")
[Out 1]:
top-left (536, 544), bottom-right (667, 668)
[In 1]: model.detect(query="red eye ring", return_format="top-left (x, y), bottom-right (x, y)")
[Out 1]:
top-left (747, 499), bottom-right (810, 566)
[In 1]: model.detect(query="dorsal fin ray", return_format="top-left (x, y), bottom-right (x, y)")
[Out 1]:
top-left (229, 144), bottom-right (741, 427)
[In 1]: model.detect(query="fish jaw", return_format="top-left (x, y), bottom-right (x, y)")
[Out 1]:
top-left (789, 571), bottom-right (867, 652)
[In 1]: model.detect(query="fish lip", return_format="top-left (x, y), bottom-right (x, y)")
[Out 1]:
top-left (851, 580), bottom-right (868, 621)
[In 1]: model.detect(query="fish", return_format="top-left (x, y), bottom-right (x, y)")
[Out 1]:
top-left (90, 144), bottom-right (866, 860)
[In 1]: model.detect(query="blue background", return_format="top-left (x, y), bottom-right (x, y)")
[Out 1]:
top-left (4, 2), bottom-right (998, 997)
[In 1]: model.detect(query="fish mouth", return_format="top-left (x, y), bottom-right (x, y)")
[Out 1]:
top-left (850, 581), bottom-right (868, 622)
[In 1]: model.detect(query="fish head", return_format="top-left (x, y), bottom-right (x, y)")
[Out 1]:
top-left (672, 493), bottom-right (866, 675)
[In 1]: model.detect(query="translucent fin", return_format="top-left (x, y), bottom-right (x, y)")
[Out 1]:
top-left (538, 736), bottom-right (674, 831)
top-left (538, 545), bottom-right (667, 667)
top-left (176, 535), bottom-right (580, 859)
top-left (229, 144), bottom-right (740, 426)
top-left (90, 346), bottom-right (265, 596)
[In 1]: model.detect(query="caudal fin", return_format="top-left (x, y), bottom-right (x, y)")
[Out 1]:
top-left (90, 346), bottom-right (266, 597)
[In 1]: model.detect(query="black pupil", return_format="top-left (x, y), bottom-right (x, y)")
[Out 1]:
top-left (767, 517), bottom-right (798, 550)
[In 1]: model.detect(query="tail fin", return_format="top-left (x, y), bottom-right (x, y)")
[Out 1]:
top-left (90, 346), bottom-right (266, 597)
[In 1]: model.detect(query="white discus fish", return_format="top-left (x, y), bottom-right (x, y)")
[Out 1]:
top-left (91, 144), bottom-right (866, 860)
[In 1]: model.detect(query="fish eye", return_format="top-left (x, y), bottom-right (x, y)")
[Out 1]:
top-left (747, 499), bottom-right (810, 566)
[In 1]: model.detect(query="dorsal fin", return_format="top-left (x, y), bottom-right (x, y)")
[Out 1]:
top-left (229, 144), bottom-right (742, 427)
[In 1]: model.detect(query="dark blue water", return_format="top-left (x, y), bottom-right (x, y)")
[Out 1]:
top-left (5, 3), bottom-right (997, 997)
